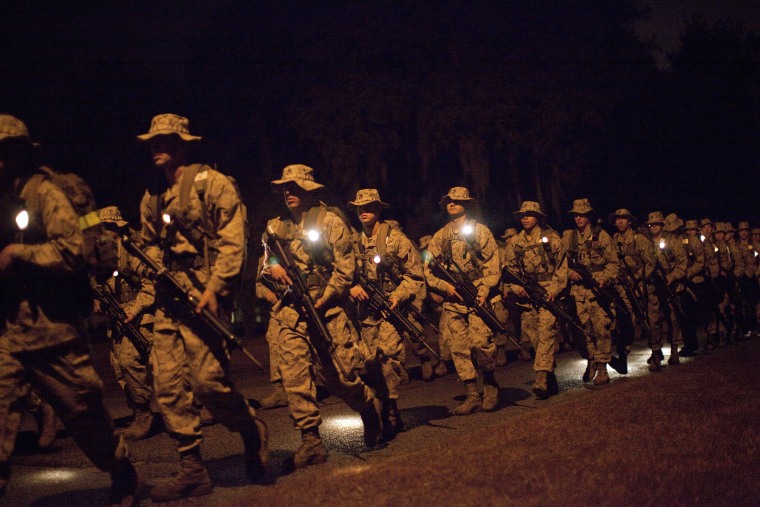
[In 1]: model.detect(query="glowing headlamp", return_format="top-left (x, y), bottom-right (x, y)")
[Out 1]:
top-left (15, 209), bottom-right (29, 231)
top-left (113, 270), bottom-right (120, 278)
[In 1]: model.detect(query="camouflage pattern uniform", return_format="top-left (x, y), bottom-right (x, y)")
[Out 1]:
top-left (735, 221), bottom-right (757, 337)
top-left (255, 254), bottom-right (289, 409)
top-left (563, 201), bottom-right (619, 381)
top-left (679, 220), bottom-right (706, 355)
top-left (420, 235), bottom-right (451, 376)
top-left (0, 117), bottom-right (137, 502)
top-left (503, 202), bottom-right (567, 397)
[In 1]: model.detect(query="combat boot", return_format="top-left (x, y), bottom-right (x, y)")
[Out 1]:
top-left (120, 407), bottom-right (153, 441)
top-left (482, 371), bottom-right (499, 412)
top-left (360, 397), bottom-right (384, 446)
top-left (293, 428), bottom-right (327, 469)
top-left (648, 353), bottom-right (661, 372)
top-left (453, 381), bottom-right (482, 415)
top-left (420, 358), bottom-right (435, 381)
top-left (107, 458), bottom-right (141, 507)
top-left (532, 371), bottom-right (549, 399)
top-left (381, 399), bottom-right (403, 441)
top-left (547, 372), bottom-right (559, 396)
top-left (434, 360), bottom-right (449, 377)
top-left (519, 345), bottom-right (532, 362)
top-left (668, 347), bottom-right (680, 366)
top-left (150, 447), bottom-right (213, 502)
top-left (594, 363), bottom-right (610, 385)
top-left (34, 401), bottom-right (58, 448)
top-left (260, 382), bottom-right (289, 409)
top-left (705, 334), bottom-right (716, 351)
top-left (495, 345), bottom-right (507, 367)
top-left (399, 367), bottom-right (410, 385)
top-left (582, 360), bottom-right (596, 383)
top-left (241, 415), bottom-right (269, 480)
top-left (0, 462), bottom-right (9, 497)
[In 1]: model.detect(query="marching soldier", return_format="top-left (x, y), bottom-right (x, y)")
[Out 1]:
top-left (645, 211), bottom-right (687, 369)
top-left (503, 201), bottom-right (567, 398)
top-left (348, 189), bottom-right (425, 440)
top-left (562, 199), bottom-right (619, 385)
top-left (256, 254), bottom-right (289, 410)
top-left (736, 221), bottom-right (757, 338)
top-left (262, 165), bottom-right (383, 468)
top-left (0, 114), bottom-right (139, 504)
top-left (419, 234), bottom-right (452, 377)
top-left (424, 187), bottom-right (501, 414)
top-left (680, 219), bottom-right (706, 355)
top-left (495, 227), bottom-right (525, 364)
top-left (137, 114), bottom-right (268, 501)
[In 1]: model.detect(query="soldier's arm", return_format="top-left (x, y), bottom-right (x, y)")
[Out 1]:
top-left (124, 252), bottom-right (156, 317)
top-left (668, 238), bottom-right (688, 283)
top-left (138, 190), bottom-right (166, 271)
top-left (423, 233), bottom-right (449, 294)
top-left (476, 225), bottom-right (500, 298)
top-left (204, 172), bottom-right (245, 295)
top-left (686, 239), bottom-right (705, 279)
top-left (548, 234), bottom-right (568, 297)
top-left (639, 236), bottom-right (656, 281)
top-left (322, 212), bottom-right (355, 303)
top-left (388, 230), bottom-right (425, 305)
top-left (600, 231), bottom-right (619, 284)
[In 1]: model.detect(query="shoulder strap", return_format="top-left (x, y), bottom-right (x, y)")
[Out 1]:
top-left (21, 173), bottom-right (46, 216)
top-left (377, 222), bottom-right (390, 258)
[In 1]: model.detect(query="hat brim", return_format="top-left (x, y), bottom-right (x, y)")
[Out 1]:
top-left (348, 200), bottom-right (390, 210)
top-left (0, 134), bottom-right (41, 149)
top-left (569, 209), bottom-right (595, 216)
top-left (512, 210), bottom-right (546, 220)
top-left (608, 213), bottom-right (637, 225)
top-left (440, 196), bottom-right (476, 206)
top-left (270, 178), bottom-right (324, 192)
top-left (136, 131), bottom-right (202, 142)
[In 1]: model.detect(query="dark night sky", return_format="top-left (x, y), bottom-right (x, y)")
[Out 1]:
top-left (1, 1), bottom-right (759, 239)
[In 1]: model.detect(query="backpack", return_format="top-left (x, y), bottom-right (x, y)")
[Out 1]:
top-left (24, 167), bottom-right (118, 281)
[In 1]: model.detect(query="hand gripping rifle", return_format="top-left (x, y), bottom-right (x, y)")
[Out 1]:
top-left (377, 254), bottom-right (440, 334)
top-left (616, 244), bottom-right (652, 334)
top-left (92, 284), bottom-right (152, 359)
top-left (265, 229), bottom-right (350, 380)
top-left (428, 255), bottom-right (524, 353)
top-left (502, 266), bottom-right (596, 342)
top-left (567, 256), bottom-right (629, 321)
top-left (651, 261), bottom-right (686, 319)
top-left (120, 233), bottom-right (264, 371)
top-left (356, 273), bottom-right (439, 360)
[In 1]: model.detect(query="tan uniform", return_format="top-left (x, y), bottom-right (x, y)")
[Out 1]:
top-left (255, 255), bottom-right (284, 386)
top-left (503, 227), bottom-right (567, 372)
top-left (104, 235), bottom-right (155, 412)
top-left (262, 207), bottom-right (377, 431)
top-left (140, 165), bottom-right (258, 453)
top-left (0, 176), bottom-right (129, 476)
top-left (649, 232), bottom-right (687, 350)
top-left (425, 220), bottom-right (500, 381)
top-left (563, 227), bottom-right (619, 364)
top-left (353, 223), bottom-right (425, 400)
top-left (612, 229), bottom-right (655, 328)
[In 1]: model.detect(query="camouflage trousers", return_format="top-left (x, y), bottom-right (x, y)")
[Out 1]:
top-left (109, 327), bottom-right (152, 410)
top-left (358, 318), bottom-right (405, 400)
top-left (272, 304), bottom-right (377, 431)
top-left (646, 286), bottom-right (683, 350)
top-left (571, 285), bottom-right (613, 364)
top-left (265, 315), bottom-right (282, 384)
top-left (519, 305), bottom-right (558, 372)
top-left (152, 305), bottom-right (259, 453)
top-left (441, 302), bottom-right (496, 382)
top-left (706, 290), bottom-right (729, 336)
top-left (437, 308), bottom-right (452, 360)
top-left (0, 337), bottom-right (129, 470)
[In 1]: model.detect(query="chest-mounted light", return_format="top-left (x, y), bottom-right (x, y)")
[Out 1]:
top-left (700, 234), bottom-right (705, 242)
top-left (113, 270), bottom-right (120, 278)
top-left (541, 236), bottom-right (549, 244)
top-left (306, 229), bottom-right (320, 242)
top-left (373, 254), bottom-right (382, 264)
top-left (15, 209), bottom-right (29, 231)
top-left (461, 224), bottom-right (474, 236)
top-left (162, 213), bottom-right (172, 224)
top-left (714, 247), bottom-right (719, 252)
top-left (658, 240), bottom-right (666, 250)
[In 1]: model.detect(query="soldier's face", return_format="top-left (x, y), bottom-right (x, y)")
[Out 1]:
top-left (701, 224), bottom-right (713, 236)
top-left (648, 223), bottom-right (663, 236)
top-left (520, 215), bottom-right (538, 231)
top-left (446, 201), bottom-right (466, 217)
top-left (715, 231), bottom-right (725, 242)
top-left (149, 135), bottom-right (187, 169)
top-left (356, 203), bottom-right (381, 226)
top-left (282, 182), bottom-right (307, 210)
top-left (615, 217), bottom-right (630, 232)
top-left (574, 215), bottom-right (590, 228)
top-left (740, 229), bottom-right (750, 240)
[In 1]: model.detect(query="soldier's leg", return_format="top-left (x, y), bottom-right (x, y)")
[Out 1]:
top-left (260, 315), bottom-right (288, 409)
top-left (445, 308), bottom-right (482, 415)
top-left (574, 292), bottom-right (597, 382)
top-left (434, 310), bottom-right (452, 376)
top-left (647, 288), bottom-right (664, 370)
top-left (0, 343), bottom-right (29, 494)
top-left (118, 332), bottom-right (154, 440)
top-left (374, 320), bottom-right (404, 438)
top-left (588, 302), bottom-right (612, 384)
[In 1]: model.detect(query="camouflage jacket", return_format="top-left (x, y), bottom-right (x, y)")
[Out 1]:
top-left (562, 226), bottom-right (619, 287)
top-left (612, 229), bottom-right (655, 283)
top-left (139, 165), bottom-right (245, 297)
top-left (102, 234), bottom-right (155, 323)
top-left (681, 234), bottom-right (706, 283)
top-left (504, 226), bottom-right (567, 298)
top-left (651, 232), bottom-right (687, 284)
top-left (701, 236), bottom-right (720, 279)
top-left (737, 239), bottom-right (756, 278)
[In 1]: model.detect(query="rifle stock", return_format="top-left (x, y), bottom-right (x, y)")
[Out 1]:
top-left (92, 284), bottom-right (152, 359)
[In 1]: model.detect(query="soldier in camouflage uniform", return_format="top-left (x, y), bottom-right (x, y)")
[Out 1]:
top-left (256, 253), bottom-right (289, 409)
top-left (420, 234), bottom-right (452, 377)
top-left (0, 115), bottom-right (139, 504)
top-left (348, 189), bottom-right (425, 440)
top-left (424, 187), bottom-right (500, 414)
top-left (562, 199), bottom-right (619, 385)
top-left (495, 227), bottom-right (526, 364)
top-left (137, 114), bottom-right (268, 501)
top-left (680, 219), bottom-right (707, 356)
top-left (262, 165), bottom-right (383, 469)
top-left (735, 221), bottom-right (757, 338)
top-left (700, 218), bottom-right (723, 349)
top-left (610, 208), bottom-right (655, 368)
top-left (503, 202), bottom-right (567, 398)
top-left (95, 206), bottom-right (157, 440)
top-left (645, 211), bottom-right (687, 369)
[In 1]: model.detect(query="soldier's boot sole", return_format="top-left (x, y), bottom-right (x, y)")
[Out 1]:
top-left (452, 397), bottom-right (483, 415)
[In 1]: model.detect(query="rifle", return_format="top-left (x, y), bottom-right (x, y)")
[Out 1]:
top-left (356, 273), bottom-right (440, 360)
top-left (651, 261), bottom-right (686, 319)
top-left (377, 254), bottom-right (440, 334)
top-left (265, 229), bottom-right (350, 380)
top-left (567, 256), bottom-right (629, 320)
top-left (92, 284), bottom-right (152, 359)
top-left (120, 233), bottom-right (265, 371)
top-left (502, 266), bottom-right (596, 342)
top-left (428, 255), bottom-right (524, 353)
top-left (616, 243), bottom-right (652, 334)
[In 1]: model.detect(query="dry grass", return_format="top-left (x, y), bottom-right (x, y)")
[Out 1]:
top-left (250, 340), bottom-right (760, 506)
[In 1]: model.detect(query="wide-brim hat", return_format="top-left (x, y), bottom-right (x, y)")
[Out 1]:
top-left (752, 228), bottom-right (760, 235)
top-left (0, 114), bottom-right (41, 148)
top-left (137, 113), bottom-right (203, 142)
top-left (699, 218), bottom-right (713, 228)
top-left (512, 200), bottom-right (546, 220)
top-left (97, 205), bottom-right (128, 228)
top-left (348, 188), bottom-right (390, 209)
top-left (501, 227), bottom-right (518, 239)
top-left (271, 164), bottom-right (324, 192)
top-left (738, 221), bottom-right (750, 231)
top-left (645, 211), bottom-right (665, 225)
top-left (608, 208), bottom-right (637, 225)
top-left (684, 219), bottom-right (699, 231)
top-left (725, 222), bottom-right (736, 233)
top-left (664, 213), bottom-right (684, 232)
top-left (715, 222), bottom-right (727, 233)
top-left (568, 198), bottom-right (594, 216)
top-left (439, 187), bottom-right (476, 206)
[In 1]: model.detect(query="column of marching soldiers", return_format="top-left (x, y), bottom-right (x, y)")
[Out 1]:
top-left (1, 113), bottom-right (758, 504)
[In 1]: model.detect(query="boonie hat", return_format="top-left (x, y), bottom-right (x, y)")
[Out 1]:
top-left (271, 164), bottom-right (324, 192)
top-left (646, 211), bottom-right (665, 225)
top-left (439, 187), bottom-right (475, 206)
top-left (348, 189), bottom-right (390, 209)
top-left (512, 201), bottom-right (546, 220)
top-left (664, 213), bottom-right (684, 232)
top-left (97, 206), bottom-right (128, 228)
top-left (501, 228), bottom-right (518, 240)
top-left (0, 114), bottom-right (40, 147)
top-left (684, 219), bottom-right (699, 231)
top-left (137, 113), bottom-right (202, 142)
top-left (568, 198), bottom-right (594, 215)
top-left (608, 208), bottom-right (637, 225)
top-left (418, 234), bottom-right (433, 250)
